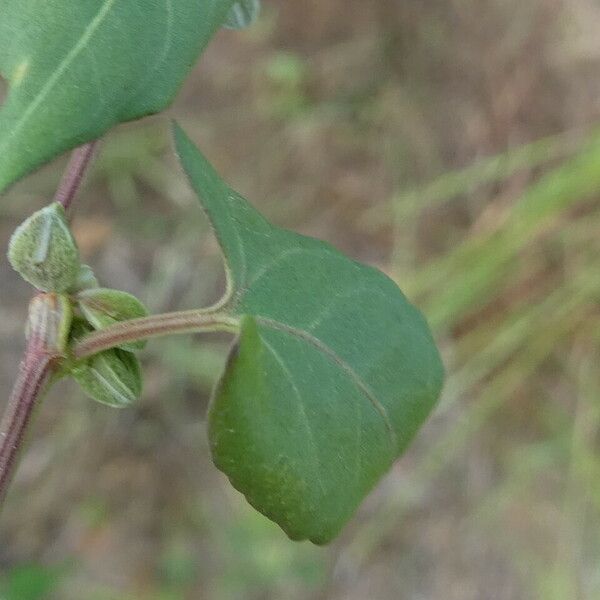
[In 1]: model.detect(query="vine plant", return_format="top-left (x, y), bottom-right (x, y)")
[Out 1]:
top-left (0, 0), bottom-right (443, 544)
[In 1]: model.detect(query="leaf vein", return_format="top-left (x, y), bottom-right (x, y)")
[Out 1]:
top-left (307, 286), bottom-right (392, 331)
top-left (232, 245), bottom-right (343, 306)
top-left (126, 0), bottom-right (175, 101)
top-left (227, 194), bottom-right (249, 287)
top-left (0, 0), bottom-right (119, 154)
top-left (260, 337), bottom-right (327, 495)
top-left (256, 317), bottom-right (398, 452)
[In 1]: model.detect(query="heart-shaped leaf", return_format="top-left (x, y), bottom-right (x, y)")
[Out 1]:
top-left (174, 124), bottom-right (444, 544)
top-left (0, 0), bottom-right (237, 192)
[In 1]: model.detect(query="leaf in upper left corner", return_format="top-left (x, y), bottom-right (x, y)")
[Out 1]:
top-left (0, 0), bottom-right (238, 193)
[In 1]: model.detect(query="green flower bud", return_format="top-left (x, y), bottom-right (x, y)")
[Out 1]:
top-left (8, 202), bottom-right (80, 292)
top-left (71, 264), bottom-right (99, 292)
top-left (223, 0), bottom-right (261, 29)
top-left (26, 293), bottom-right (73, 355)
top-left (72, 347), bottom-right (142, 408)
top-left (75, 288), bottom-right (148, 351)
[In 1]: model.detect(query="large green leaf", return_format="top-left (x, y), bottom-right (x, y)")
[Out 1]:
top-left (174, 124), bottom-right (444, 544)
top-left (0, 0), bottom-right (236, 192)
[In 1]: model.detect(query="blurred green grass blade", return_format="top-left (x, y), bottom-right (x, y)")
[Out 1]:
top-left (410, 133), bottom-right (600, 329)
top-left (394, 128), bottom-right (595, 217)
top-left (0, 564), bottom-right (63, 600)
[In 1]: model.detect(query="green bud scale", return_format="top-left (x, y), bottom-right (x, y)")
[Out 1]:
top-left (72, 347), bottom-right (143, 408)
top-left (75, 288), bottom-right (148, 351)
top-left (8, 203), bottom-right (80, 293)
top-left (26, 293), bottom-right (73, 355)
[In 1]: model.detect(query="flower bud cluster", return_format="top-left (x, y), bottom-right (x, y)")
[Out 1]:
top-left (8, 203), bottom-right (148, 408)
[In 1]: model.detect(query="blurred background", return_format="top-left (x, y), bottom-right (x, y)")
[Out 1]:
top-left (1, 0), bottom-right (600, 598)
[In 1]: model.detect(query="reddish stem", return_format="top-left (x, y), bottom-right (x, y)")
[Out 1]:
top-left (74, 310), bottom-right (238, 360)
top-left (0, 142), bottom-right (98, 508)
top-left (0, 335), bottom-right (53, 506)
top-left (53, 141), bottom-right (98, 212)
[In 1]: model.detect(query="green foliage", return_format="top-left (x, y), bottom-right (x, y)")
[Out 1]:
top-left (0, 564), bottom-right (62, 600)
top-left (0, 0), bottom-right (444, 550)
top-left (0, 0), bottom-right (238, 192)
top-left (8, 203), bottom-right (80, 292)
top-left (174, 124), bottom-right (444, 543)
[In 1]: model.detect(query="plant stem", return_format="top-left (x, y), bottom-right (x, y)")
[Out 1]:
top-left (74, 310), bottom-right (239, 360)
top-left (0, 138), bottom-right (98, 508)
top-left (0, 335), bottom-right (54, 506)
top-left (53, 141), bottom-right (98, 212)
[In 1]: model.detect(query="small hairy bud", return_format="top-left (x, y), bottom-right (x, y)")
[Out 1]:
top-left (72, 347), bottom-right (142, 408)
top-left (8, 202), bottom-right (80, 292)
top-left (76, 288), bottom-right (148, 351)
top-left (26, 293), bottom-right (73, 355)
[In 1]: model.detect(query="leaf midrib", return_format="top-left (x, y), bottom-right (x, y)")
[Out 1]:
top-left (217, 226), bottom-right (398, 453)
top-left (254, 316), bottom-right (398, 453)
top-left (125, 0), bottom-right (175, 104)
top-left (0, 0), bottom-right (118, 153)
